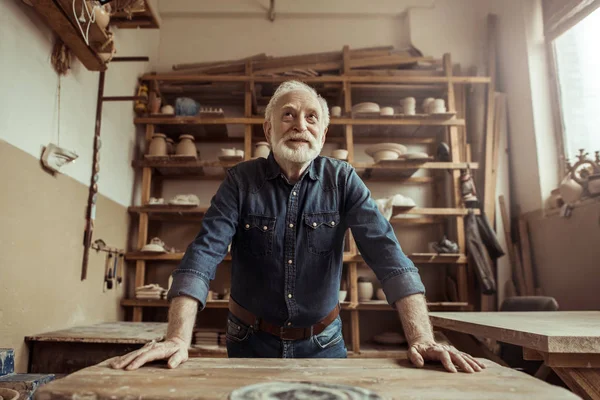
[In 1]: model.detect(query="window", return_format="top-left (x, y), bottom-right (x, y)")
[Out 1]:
top-left (552, 6), bottom-right (600, 162)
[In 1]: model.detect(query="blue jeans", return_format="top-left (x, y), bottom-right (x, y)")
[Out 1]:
top-left (225, 312), bottom-right (348, 358)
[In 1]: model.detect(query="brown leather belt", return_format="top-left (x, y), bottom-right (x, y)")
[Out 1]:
top-left (228, 297), bottom-right (340, 341)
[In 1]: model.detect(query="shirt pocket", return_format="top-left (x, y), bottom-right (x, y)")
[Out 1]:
top-left (240, 214), bottom-right (276, 256)
top-left (304, 211), bottom-right (341, 256)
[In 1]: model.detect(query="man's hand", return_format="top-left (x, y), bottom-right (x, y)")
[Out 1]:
top-left (409, 340), bottom-right (486, 373)
top-left (111, 337), bottom-right (189, 371)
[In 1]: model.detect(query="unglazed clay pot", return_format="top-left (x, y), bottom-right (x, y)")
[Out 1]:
top-left (149, 95), bottom-right (162, 114)
top-left (358, 281), bottom-right (373, 302)
top-left (176, 134), bottom-right (197, 157)
top-left (254, 141), bottom-right (271, 158)
top-left (148, 133), bottom-right (167, 156)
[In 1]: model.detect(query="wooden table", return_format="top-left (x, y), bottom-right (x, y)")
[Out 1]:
top-left (33, 358), bottom-right (577, 400)
top-left (25, 322), bottom-right (168, 374)
top-left (430, 311), bottom-right (600, 400)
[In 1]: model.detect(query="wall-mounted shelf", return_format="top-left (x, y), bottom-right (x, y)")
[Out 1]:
top-left (109, 0), bottom-right (160, 29)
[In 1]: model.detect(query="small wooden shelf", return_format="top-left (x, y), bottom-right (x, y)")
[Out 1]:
top-left (109, 0), bottom-right (160, 29)
top-left (124, 251), bottom-right (466, 264)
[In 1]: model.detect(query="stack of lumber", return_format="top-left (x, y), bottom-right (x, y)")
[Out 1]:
top-left (168, 45), bottom-right (439, 78)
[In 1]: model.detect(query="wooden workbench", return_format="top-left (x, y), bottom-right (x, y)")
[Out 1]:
top-left (25, 322), bottom-right (168, 374)
top-left (430, 311), bottom-right (600, 400)
top-left (33, 358), bottom-right (577, 399)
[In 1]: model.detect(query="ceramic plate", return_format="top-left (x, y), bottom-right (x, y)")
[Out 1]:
top-left (365, 143), bottom-right (408, 157)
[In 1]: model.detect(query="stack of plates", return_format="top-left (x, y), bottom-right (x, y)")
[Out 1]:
top-left (365, 143), bottom-right (407, 163)
top-left (135, 284), bottom-right (167, 300)
top-left (194, 329), bottom-right (225, 347)
top-left (352, 102), bottom-right (380, 116)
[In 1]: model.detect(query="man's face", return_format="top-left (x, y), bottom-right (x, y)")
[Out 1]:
top-left (264, 90), bottom-right (328, 164)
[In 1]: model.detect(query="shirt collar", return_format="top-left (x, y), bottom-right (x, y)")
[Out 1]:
top-left (265, 152), bottom-right (319, 181)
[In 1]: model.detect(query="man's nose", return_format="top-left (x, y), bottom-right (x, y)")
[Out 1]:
top-left (292, 115), bottom-right (307, 132)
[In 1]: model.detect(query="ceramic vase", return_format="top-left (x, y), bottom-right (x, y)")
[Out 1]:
top-left (148, 133), bottom-right (167, 156)
top-left (149, 95), bottom-right (162, 114)
top-left (559, 175), bottom-right (583, 204)
top-left (176, 134), bottom-right (197, 157)
top-left (358, 282), bottom-right (373, 301)
top-left (254, 141), bottom-right (271, 158)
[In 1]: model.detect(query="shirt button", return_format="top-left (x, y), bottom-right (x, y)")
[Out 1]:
top-left (312, 222), bottom-right (317, 227)
top-left (263, 226), bottom-right (268, 231)
top-left (331, 221), bottom-right (335, 226)
top-left (287, 322), bottom-right (292, 326)
top-left (288, 293), bottom-right (293, 298)
top-left (288, 259), bottom-right (292, 264)
top-left (292, 191), bottom-right (297, 196)
top-left (245, 224), bottom-right (250, 229)
top-left (289, 223), bottom-right (294, 228)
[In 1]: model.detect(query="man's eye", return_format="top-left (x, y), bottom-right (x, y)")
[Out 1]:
top-left (284, 112), bottom-right (293, 117)
top-left (308, 114), bottom-right (318, 120)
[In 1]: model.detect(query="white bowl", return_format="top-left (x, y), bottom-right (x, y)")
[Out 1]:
top-left (380, 106), bottom-right (394, 116)
top-left (338, 290), bottom-right (347, 302)
top-left (332, 149), bottom-right (348, 160)
top-left (220, 148), bottom-right (235, 157)
top-left (234, 149), bottom-right (244, 157)
top-left (365, 143), bottom-right (407, 157)
top-left (373, 149), bottom-right (400, 163)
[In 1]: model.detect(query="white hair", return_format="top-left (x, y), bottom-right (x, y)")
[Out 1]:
top-left (264, 80), bottom-right (330, 128)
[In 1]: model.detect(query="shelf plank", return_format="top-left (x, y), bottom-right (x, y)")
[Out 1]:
top-left (121, 299), bottom-right (469, 311)
top-left (124, 251), bottom-right (465, 264)
top-left (141, 74), bottom-right (491, 84)
top-left (110, 0), bottom-right (160, 29)
top-left (134, 116), bottom-right (464, 127)
top-left (29, 0), bottom-right (106, 71)
top-left (353, 162), bottom-right (478, 170)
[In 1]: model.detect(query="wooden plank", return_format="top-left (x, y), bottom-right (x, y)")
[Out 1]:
top-left (552, 367), bottom-right (600, 400)
top-left (544, 353), bottom-right (600, 368)
top-left (512, 243), bottom-right (528, 298)
top-left (499, 195), bottom-right (519, 295)
top-left (518, 216), bottom-right (536, 296)
top-left (429, 311), bottom-right (600, 354)
top-left (35, 358), bottom-right (579, 400)
top-left (141, 73), bottom-right (491, 84)
top-left (53, 0), bottom-right (110, 52)
top-left (350, 55), bottom-right (431, 69)
top-left (483, 14), bottom-right (498, 222)
top-left (134, 116), bottom-right (465, 126)
top-left (29, 0), bottom-right (106, 71)
top-left (173, 54), bottom-right (267, 71)
top-left (25, 322), bottom-right (167, 344)
top-left (254, 61), bottom-right (341, 76)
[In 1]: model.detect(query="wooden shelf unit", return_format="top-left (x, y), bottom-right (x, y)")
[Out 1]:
top-left (127, 48), bottom-right (491, 355)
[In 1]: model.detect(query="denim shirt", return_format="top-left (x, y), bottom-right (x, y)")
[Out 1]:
top-left (167, 153), bottom-right (425, 327)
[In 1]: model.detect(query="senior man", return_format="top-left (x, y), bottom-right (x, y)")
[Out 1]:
top-left (112, 81), bottom-right (484, 373)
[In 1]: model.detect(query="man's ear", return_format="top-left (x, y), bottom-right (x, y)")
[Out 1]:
top-left (321, 127), bottom-right (328, 146)
top-left (263, 120), bottom-right (272, 143)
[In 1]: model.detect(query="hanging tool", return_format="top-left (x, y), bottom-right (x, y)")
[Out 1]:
top-left (103, 252), bottom-right (113, 292)
top-left (109, 251), bottom-right (118, 290)
top-left (116, 253), bottom-right (124, 287)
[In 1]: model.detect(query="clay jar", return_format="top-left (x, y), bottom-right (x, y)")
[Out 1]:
top-left (148, 133), bottom-right (167, 156)
top-left (358, 279), bottom-right (374, 301)
top-left (559, 175), bottom-right (583, 204)
top-left (254, 141), bottom-right (271, 158)
top-left (176, 134), bottom-right (197, 158)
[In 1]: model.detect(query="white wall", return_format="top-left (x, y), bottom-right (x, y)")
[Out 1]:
top-left (155, 0), bottom-right (488, 71)
top-left (488, 0), bottom-right (558, 213)
top-left (0, 0), bottom-right (160, 207)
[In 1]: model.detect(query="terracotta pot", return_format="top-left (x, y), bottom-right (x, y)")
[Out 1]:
top-left (254, 141), bottom-right (271, 158)
top-left (358, 281), bottom-right (373, 301)
top-left (176, 134), bottom-right (197, 157)
top-left (149, 95), bottom-right (162, 114)
top-left (148, 133), bottom-right (167, 156)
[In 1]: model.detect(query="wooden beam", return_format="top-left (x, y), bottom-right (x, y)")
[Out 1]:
top-left (483, 14), bottom-right (499, 221)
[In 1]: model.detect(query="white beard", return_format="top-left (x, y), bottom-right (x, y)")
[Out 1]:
top-left (271, 132), bottom-right (323, 164)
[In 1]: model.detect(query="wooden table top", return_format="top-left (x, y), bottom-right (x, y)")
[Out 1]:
top-left (25, 322), bottom-right (167, 344)
top-left (430, 311), bottom-right (600, 354)
top-left (34, 358), bottom-right (578, 400)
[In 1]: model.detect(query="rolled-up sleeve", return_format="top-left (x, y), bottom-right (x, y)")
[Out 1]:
top-left (167, 169), bottom-right (239, 310)
top-left (343, 164), bottom-right (425, 305)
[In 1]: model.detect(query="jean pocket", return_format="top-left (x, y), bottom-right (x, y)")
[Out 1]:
top-left (226, 313), bottom-right (252, 343)
top-left (239, 214), bottom-right (276, 256)
top-left (312, 316), bottom-right (343, 349)
top-left (304, 211), bottom-right (340, 256)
